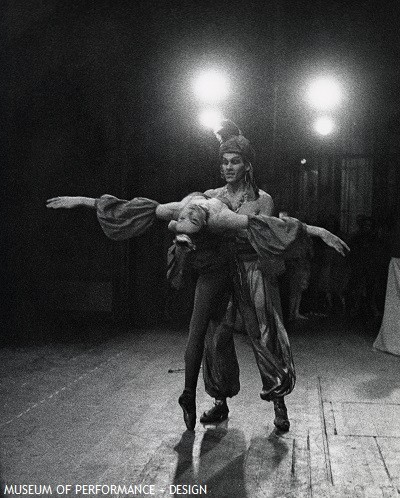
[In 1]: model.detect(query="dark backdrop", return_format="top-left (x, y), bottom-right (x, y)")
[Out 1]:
top-left (2, 0), bottom-right (400, 341)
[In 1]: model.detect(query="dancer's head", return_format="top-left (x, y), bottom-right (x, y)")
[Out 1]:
top-left (219, 133), bottom-right (255, 164)
top-left (216, 121), bottom-right (258, 194)
top-left (220, 151), bottom-right (251, 186)
top-left (168, 193), bottom-right (208, 235)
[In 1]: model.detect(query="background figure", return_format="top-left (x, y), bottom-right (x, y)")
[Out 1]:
top-left (373, 209), bottom-right (400, 356)
top-left (347, 215), bottom-right (381, 317)
top-left (312, 215), bottom-right (350, 315)
top-left (279, 211), bottom-right (313, 322)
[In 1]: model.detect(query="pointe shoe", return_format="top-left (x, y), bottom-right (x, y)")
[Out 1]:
top-left (200, 399), bottom-right (229, 424)
top-left (273, 398), bottom-right (290, 432)
top-left (178, 392), bottom-right (196, 431)
top-left (260, 389), bottom-right (272, 401)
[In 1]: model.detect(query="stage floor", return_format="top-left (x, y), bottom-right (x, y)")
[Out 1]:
top-left (1, 317), bottom-right (400, 497)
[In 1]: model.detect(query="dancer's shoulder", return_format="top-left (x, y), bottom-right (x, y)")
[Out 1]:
top-left (203, 187), bottom-right (225, 198)
top-left (258, 188), bottom-right (271, 198)
top-left (257, 190), bottom-right (274, 214)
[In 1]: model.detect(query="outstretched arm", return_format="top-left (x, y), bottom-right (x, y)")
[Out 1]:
top-left (46, 196), bottom-right (96, 209)
top-left (47, 195), bottom-right (183, 222)
top-left (305, 225), bottom-right (350, 256)
top-left (169, 197), bottom-right (350, 257)
top-left (213, 203), bottom-right (350, 256)
top-left (155, 202), bottom-right (183, 221)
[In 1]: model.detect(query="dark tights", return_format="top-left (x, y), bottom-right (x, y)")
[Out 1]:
top-left (184, 270), bottom-right (232, 395)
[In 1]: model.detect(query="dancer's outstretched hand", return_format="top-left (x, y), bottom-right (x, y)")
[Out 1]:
top-left (46, 196), bottom-right (82, 209)
top-left (321, 230), bottom-right (350, 256)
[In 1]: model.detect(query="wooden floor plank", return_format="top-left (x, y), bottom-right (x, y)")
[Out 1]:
top-left (376, 437), bottom-right (400, 489)
top-left (328, 435), bottom-right (393, 488)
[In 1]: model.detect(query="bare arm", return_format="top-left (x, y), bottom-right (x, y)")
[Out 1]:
top-left (155, 202), bottom-right (182, 221)
top-left (209, 208), bottom-right (249, 231)
top-left (305, 225), bottom-right (325, 237)
top-left (203, 188), bottom-right (218, 198)
top-left (47, 195), bottom-right (184, 222)
top-left (206, 199), bottom-right (249, 230)
top-left (46, 196), bottom-right (96, 209)
top-left (305, 225), bottom-right (350, 256)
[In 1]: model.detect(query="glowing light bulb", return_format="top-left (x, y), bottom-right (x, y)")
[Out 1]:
top-left (307, 78), bottom-right (341, 109)
top-left (314, 116), bottom-right (335, 136)
top-left (199, 109), bottom-right (224, 130)
top-left (194, 70), bottom-right (229, 103)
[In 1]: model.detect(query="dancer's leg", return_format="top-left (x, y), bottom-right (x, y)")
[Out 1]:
top-left (200, 317), bottom-right (239, 423)
top-left (179, 270), bottom-right (230, 430)
top-left (238, 261), bottom-right (294, 431)
top-left (184, 271), bottom-right (231, 392)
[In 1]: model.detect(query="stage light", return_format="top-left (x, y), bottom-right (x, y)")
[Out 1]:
top-left (307, 78), bottom-right (341, 110)
top-left (199, 109), bottom-right (224, 130)
top-left (314, 116), bottom-right (335, 136)
top-left (194, 70), bottom-right (229, 103)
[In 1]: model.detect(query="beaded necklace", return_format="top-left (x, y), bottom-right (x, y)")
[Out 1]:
top-left (221, 185), bottom-right (251, 212)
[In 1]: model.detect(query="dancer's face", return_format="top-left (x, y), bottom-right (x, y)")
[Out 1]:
top-left (221, 153), bottom-right (249, 185)
top-left (168, 201), bottom-right (206, 235)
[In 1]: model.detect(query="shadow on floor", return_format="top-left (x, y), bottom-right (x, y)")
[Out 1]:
top-left (173, 425), bottom-right (291, 498)
top-left (173, 427), bottom-right (248, 498)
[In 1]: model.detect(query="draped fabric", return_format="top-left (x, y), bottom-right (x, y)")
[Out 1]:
top-left (203, 217), bottom-right (307, 401)
top-left (237, 260), bottom-right (295, 400)
top-left (167, 240), bottom-right (195, 291)
top-left (390, 215), bottom-right (400, 258)
top-left (247, 215), bottom-right (308, 261)
top-left (373, 258), bottom-right (400, 356)
top-left (202, 299), bottom-right (241, 399)
top-left (96, 195), bottom-right (159, 241)
top-left (203, 257), bottom-right (296, 400)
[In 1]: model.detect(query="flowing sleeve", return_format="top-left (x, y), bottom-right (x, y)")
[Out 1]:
top-left (247, 215), bottom-right (310, 275)
top-left (96, 194), bottom-right (159, 240)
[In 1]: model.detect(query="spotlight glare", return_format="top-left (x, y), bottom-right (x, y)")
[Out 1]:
top-left (314, 116), bottom-right (335, 136)
top-left (194, 70), bottom-right (229, 102)
top-left (307, 78), bottom-right (341, 109)
top-left (199, 109), bottom-right (224, 130)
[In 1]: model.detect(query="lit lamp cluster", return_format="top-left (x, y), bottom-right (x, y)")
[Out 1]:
top-left (193, 70), bottom-right (229, 130)
top-left (306, 77), bottom-right (342, 136)
top-left (192, 70), bottom-right (342, 141)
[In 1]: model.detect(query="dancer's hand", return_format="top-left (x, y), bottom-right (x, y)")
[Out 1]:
top-left (46, 196), bottom-right (82, 209)
top-left (321, 229), bottom-right (350, 256)
top-left (46, 196), bottom-right (94, 209)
